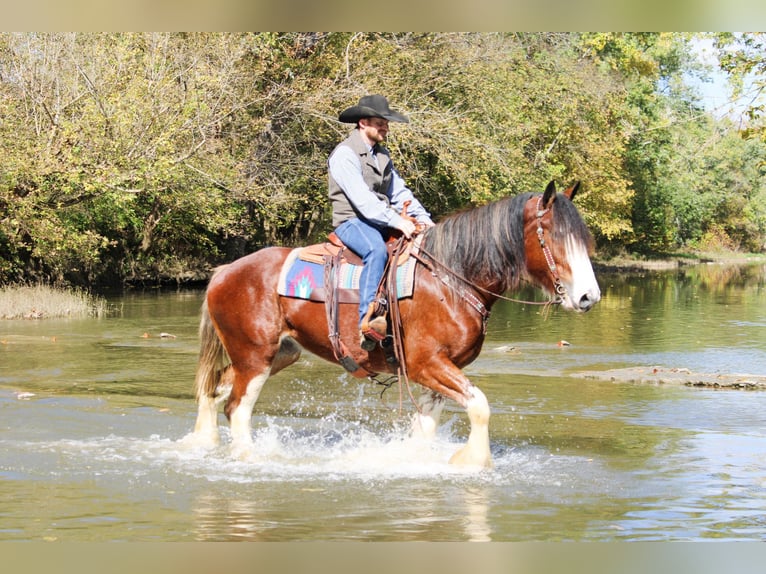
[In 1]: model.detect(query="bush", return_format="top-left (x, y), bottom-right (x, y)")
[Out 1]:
top-left (698, 224), bottom-right (738, 253)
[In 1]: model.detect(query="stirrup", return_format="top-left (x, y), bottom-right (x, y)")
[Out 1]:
top-left (360, 316), bottom-right (387, 351)
top-left (361, 315), bottom-right (387, 338)
top-left (380, 336), bottom-right (399, 367)
top-left (361, 298), bottom-right (387, 323)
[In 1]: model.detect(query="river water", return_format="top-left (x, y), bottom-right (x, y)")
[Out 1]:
top-left (1, 262), bottom-right (765, 541)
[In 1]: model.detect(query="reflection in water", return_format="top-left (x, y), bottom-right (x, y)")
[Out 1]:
top-left (487, 263), bottom-right (766, 376)
top-left (192, 493), bottom-right (266, 541)
top-left (183, 418), bottom-right (498, 541)
top-left (188, 465), bottom-right (495, 541)
top-left (462, 485), bottom-right (491, 541)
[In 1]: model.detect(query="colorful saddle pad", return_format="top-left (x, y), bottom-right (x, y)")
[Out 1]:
top-left (277, 241), bottom-right (419, 303)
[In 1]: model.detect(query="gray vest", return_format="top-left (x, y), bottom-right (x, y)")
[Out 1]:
top-left (328, 129), bottom-right (394, 227)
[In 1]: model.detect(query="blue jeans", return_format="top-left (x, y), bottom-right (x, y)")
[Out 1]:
top-left (335, 218), bottom-right (388, 326)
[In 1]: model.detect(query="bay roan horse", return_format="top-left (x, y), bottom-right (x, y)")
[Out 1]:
top-left (187, 180), bottom-right (601, 468)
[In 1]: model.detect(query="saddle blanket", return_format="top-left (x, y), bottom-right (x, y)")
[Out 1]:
top-left (277, 246), bottom-right (417, 303)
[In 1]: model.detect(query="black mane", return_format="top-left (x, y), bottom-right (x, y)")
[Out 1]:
top-left (420, 192), bottom-right (592, 294)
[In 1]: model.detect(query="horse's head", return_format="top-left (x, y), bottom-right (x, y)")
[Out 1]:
top-left (523, 181), bottom-right (601, 312)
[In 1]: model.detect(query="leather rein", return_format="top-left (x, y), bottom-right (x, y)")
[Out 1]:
top-left (412, 197), bottom-right (568, 326)
top-left (324, 197), bottom-right (569, 389)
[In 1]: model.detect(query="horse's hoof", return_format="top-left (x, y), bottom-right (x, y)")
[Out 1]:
top-left (449, 447), bottom-right (493, 469)
top-left (230, 442), bottom-right (258, 462)
top-left (178, 431), bottom-right (219, 449)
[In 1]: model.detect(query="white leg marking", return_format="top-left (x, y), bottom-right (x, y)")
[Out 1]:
top-left (449, 387), bottom-right (492, 468)
top-left (229, 371), bottom-right (270, 458)
top-left (410, 390), bottom-right (445, 440)
top-left (185, 394), bottom-right (221, 447)
top-left (182, 376), bottom-right (232, 448)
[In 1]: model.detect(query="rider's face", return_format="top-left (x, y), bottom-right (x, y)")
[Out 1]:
top-left (359, 117), bottom-right (389, 144)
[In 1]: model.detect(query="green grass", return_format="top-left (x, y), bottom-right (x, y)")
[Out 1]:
top-left (0, 284), bottom-right (108, 319)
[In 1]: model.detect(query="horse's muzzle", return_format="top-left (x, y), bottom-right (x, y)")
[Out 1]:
top-left (576, 288), bottom-right (601, 312)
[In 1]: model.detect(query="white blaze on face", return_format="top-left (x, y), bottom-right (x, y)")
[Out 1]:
top-left (562, 236), bottom-right (601, 311)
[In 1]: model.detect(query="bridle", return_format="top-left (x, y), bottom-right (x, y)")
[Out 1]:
top-left (413, 193), bottom-right (571, 327)
top-left (535, 196), bottom-right (568, 302)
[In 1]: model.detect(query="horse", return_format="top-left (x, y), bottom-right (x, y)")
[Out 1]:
top-left (186, 180), bottom-right (601, 468)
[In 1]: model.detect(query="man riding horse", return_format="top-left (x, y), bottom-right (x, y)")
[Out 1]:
top-left (187, 96), bottom-right (601, 469)
top-left (327, 95), bottom-right (434, 351)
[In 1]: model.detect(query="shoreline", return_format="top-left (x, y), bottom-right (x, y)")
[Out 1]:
top-left (593, 252), bottom-right (766, 272)
top-left (576, 366), bottom-right (766, 390)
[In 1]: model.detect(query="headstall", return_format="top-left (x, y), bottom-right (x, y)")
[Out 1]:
top-left (535, 196), bottom-right (568, 302)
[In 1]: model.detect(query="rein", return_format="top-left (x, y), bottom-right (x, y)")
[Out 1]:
top-left (414, 246), bottom-right (560, 309)
top-left (412, 196), bottom-right (569, 318)
top-left (385, 236), bottom-right (420, 411)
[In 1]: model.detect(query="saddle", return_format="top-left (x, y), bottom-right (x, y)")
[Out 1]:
top-left (296, 231), bottom-right (414, 268)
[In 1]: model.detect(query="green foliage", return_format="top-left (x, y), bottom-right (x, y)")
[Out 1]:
top-left (0, 32), bottom-right (764, 286)
top-left (0, 33), bottom-right (254, 284)
top-left (336, 33), bottom-right (635, 238)
top-left (714, 32), bottom-right (766, 128)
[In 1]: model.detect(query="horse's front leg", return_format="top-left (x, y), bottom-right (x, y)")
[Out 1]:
top-left (413, 358), bottom-right (492, 469)
top-left (448, 386), bottom-right (491, 468)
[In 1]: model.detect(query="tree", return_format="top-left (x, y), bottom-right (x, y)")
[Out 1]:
top-left (580, 32), bottom-right (711, 253)
top-left (0, 33), bottom-right (763, 287)
top-left (714, 32), bottom-right (766, 131)
top-left (0, 33), bottom-right (252, 283)
top-left (334, 33), bottom-right (634, 239)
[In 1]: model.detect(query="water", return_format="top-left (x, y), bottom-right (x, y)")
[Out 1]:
top-left (1, 263), bottom-right (765, 541)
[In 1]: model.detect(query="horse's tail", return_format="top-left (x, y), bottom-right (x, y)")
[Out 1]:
top-left (194, 279), bottom-right (230, 402)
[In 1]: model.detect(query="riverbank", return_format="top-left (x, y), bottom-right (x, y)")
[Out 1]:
top-left (587, 252), bottom-right (766, 390)
top-left (2, 249), bottom-right (762, 319)
top-left (593, 250), bottom-right (766, 272)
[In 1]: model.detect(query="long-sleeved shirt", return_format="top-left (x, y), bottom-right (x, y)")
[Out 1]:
top-left (328, 130), bottom-right (432, 229)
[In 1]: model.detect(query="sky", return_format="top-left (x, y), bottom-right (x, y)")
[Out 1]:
top-left (688, 36), bottom-right (762, 123)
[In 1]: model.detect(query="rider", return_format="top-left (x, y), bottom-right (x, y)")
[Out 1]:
top-left (328, 95), bottom-right (434, 351)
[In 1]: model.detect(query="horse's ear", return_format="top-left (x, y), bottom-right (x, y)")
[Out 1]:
top-left (564, 181), bottom-right (581, 201)
top-left (542, 180), bottom-right (557, 209)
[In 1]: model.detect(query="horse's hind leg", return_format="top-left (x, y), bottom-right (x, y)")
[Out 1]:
top-left (225, 336), bottom-right (301, 458)
top-left (226, 366), bottom-right (271, 458)
top-left (189, 367), bottom-right (233, 447)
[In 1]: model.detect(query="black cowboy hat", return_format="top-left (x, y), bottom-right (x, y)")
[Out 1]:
top-left (338, 94), bottom-right (409, 124)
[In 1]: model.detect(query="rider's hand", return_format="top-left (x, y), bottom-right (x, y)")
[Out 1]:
top-left (417, 221), bottom-right (434, 233)
top-left (396, 218), bottom-right (417, 239)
